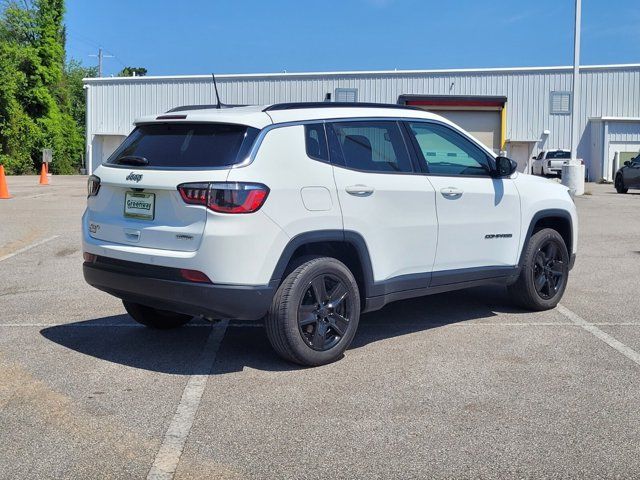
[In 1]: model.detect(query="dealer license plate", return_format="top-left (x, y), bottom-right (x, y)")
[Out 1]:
top-left (124, 191), bottom-right (155, 220)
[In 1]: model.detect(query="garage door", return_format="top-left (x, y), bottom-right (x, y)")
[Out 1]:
top-left (90, 135), bottom-right (126, 173)
top-left (427, 110), bottom-right (502, 153)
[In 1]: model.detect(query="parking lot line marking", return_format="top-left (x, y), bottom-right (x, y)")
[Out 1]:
top-left (557, 304), bottom-right (640, 366)
top-left (147, 320), bottom-right (228, 480)
top-left (0, 235), bottom-right (59, 263)
top-left (19, 192), bottom-right (54, 199)
top-left (2, 321), bottom-right (640, 328)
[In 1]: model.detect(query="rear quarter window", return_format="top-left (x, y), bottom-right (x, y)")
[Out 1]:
top-left (107, 123), bottom-right (259, 168)
top-left (304, 124), bottom-right (329, 162)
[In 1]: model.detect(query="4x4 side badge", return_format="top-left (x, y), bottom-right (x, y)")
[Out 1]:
top-left (126, 172), bottom-right (143, 183)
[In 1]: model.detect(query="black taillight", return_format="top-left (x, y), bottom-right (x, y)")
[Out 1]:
top-left (178, 183), bottom-right (209, 205)
top-left (177, 182), bottom-right (269, 214)
top-left (87, 175), bottom-right (101, 197)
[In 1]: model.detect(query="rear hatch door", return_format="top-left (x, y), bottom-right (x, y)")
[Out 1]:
top-left (87, 122), bottom-right (259, 252)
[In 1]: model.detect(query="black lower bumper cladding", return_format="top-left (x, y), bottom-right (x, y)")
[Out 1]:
top-left (83, 256), bottom-right (275, 320)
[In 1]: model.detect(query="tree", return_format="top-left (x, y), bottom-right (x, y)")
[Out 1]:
top-left (64, 60), bottom-right (96, 132)
top-left (118, 66), bottom-right (147, 77)
top-left (0, 0), bottom-right (85, 174)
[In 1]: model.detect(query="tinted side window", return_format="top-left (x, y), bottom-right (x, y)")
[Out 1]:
top-left (329, 121), bottom-right (412, 173)
top-left (406, 122), bottom-right (491, 176)
top-left (304, 124), bottom-right (329, 162)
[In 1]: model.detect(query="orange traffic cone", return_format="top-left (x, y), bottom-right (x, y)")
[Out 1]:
top-left (39, 163), bottom-right (49, 185)
top-left (0, 165), bottom-right (11, 199)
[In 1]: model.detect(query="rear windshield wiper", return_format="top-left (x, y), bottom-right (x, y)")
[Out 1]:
top-left (116, 155), bottom-right (149, 166)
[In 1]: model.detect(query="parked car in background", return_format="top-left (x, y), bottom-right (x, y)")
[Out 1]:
top-left (615, 154), bottom-right (640, 193)
top-left (532, 150), bottom-right (571, 176)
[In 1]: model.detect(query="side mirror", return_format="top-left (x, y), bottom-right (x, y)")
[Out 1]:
top-left (494, 156), bottom-right (518, 177)
top-left (624, 161), bottom-right (631, 167)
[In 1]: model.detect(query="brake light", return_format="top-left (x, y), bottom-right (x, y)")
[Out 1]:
top-left (177, 182), bottom-right (269, 214)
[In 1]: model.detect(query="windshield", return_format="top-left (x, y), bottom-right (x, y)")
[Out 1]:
top-left (106, 123), bottom-right (259, 168)
top-left (547, 150), bottom-right (571, 159)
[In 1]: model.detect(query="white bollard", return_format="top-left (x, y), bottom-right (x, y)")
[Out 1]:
top-left (561, 160), bottom-right (585, 196)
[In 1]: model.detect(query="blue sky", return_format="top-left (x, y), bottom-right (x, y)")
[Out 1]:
top-left (65, 0), bottom-right (640, 76)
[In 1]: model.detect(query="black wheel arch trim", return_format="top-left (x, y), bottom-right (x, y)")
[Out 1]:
top-left (519, 208), bottom-right (574, 269)
top-left (270, 230), bottom-right (376, 298)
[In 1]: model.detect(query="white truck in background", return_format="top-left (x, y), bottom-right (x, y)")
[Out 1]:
top-left (532, 149), bottom-right (571, 176)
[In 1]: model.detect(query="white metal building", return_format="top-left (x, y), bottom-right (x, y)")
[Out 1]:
top-left (84, 63), bottom-right (640, 180)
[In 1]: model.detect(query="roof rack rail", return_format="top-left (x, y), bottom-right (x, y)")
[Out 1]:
top-left (166, 104), bottom-right (249, 113)
top-left (262, 102), bottom-right (422, 112)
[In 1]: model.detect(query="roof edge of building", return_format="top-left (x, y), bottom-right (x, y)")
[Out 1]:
top-left (83, 63), bottom-right (640, 84)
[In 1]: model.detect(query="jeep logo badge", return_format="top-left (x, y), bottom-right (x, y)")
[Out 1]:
top-left (126, 172), bottom-right (143, 183)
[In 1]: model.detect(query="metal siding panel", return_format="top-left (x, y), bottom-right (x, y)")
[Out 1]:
top-left (86, 66), bottom-right (640, 166)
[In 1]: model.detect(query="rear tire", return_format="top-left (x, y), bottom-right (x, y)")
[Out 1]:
top-left (265, 256), bottom-right (360, 366)
top-left (507, 228), bottom-right (569, 311)
top-left (615, 174), bottom-right (628, 194)
top-left (123, 301), bottom-right (193, 329)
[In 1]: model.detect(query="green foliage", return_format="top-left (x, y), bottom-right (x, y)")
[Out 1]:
top-left (0, 0), bottom-right (89, 174)
top-left (65, 60), bottom-right (97, 130)
top-left (118, 66), bottom-right (147, 77)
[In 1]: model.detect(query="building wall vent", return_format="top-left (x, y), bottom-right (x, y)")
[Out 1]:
top-left (335, 88), bottom-right (358, 103)
top-left (550, 91), bottom-right (571, 114)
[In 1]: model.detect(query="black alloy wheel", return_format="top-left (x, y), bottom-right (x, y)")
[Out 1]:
top-left (507, 228), bottom-right (569, 311)
top-left (298, 274), bottom-right (352, 351)
top-left (264, 256), bottom-right (361, 366)
top-left (532, 240), bottom-right (566, 300)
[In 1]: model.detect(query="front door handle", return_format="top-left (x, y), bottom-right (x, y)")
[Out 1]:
top-left (440, 187), bottom-right (463, 198)
top-left (345, 185), bottom-right (374, 196)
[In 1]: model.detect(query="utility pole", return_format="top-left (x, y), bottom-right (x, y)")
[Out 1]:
top-left (89, 48), bottom-right (114, 77)
top-left (562, 0), bottom-right (585, 195)
top-left (570, 0), bottom-right (581, 161)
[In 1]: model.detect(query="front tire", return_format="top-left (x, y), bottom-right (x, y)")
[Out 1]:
top-left (123, 301), bottom-right (193, 329)
top-left (265, 257), bottom-right (360, 366)
top-left (508, 228), bottom-right (569, 311)
top-left (615, 174), bottom-right (628, 194)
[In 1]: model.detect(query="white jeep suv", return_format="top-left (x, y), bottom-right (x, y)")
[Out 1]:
top-left (83, 102), bottom-right (577, 366)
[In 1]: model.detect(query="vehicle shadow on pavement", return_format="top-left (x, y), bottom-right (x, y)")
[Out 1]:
top-left (40, 285), bottom-right (530, 374)
top-left (350, 285), bottom-right (524, 349)
top-left (40, 316), bottom-right (221, 375)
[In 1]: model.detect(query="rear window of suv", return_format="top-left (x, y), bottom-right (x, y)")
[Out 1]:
top-left (546, 150), bottom-right (571, 159)
top-left (106, 123), bottom-right (259, 168)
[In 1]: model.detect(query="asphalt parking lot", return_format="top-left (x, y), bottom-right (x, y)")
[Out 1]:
top-left (1, 175), bottom-right (639, 479)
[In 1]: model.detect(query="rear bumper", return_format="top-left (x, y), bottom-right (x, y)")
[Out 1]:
top-left (83, 258), bottom-right (276, 320)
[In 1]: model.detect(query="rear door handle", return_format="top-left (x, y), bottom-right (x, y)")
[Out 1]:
top-left (345, 185), bottom-right (374, 196)
top-left (440, 187), bottom-right (463, 198)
